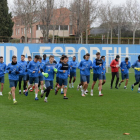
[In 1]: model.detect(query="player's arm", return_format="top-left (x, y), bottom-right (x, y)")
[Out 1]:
top-left (72, 62), bottom-right (78, 68)
top-left (132, 61), bottom-right (137, 68)
top-left (90, 61), bottom-right (93, 69)
top-left (127, 62), bottom-right (131, 69)
top-left (17, 64), bottom-right (23, 74)
top-left (120, 62), bottom-right (123, 70)
top-left (27, 61), bottom-right (33, 73)
top-left (93, 60), bottom-right (100, 69)
top-left (6, 64), bottom-right (10, 73)
top-left (78, 61), bottom-right (84, 70)
top-left (68, 65), bottom-right (70, 76)
top-left (58, 64), bottom-right (64, 73)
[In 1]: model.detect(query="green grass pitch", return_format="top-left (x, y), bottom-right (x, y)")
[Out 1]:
top-left (0, 70), bottom-right (140, 140)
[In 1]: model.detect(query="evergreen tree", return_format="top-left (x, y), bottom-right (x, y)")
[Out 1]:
top-left (0, 0), bottom-right (14, 39)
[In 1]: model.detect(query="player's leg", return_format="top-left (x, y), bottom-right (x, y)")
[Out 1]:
top-left (25, 77), bottom-right (34, 96)
top-left (102, 74), bottom-right (106, 86)
top-left (131, 75), bottom-right (139, 91)
top-left (69, 72), bottom-right (72, 88)
top-left (115, 72), bottom-right (119, 89)
top-left (61, 85), bottom-right (64, 94)
top-left (55, 78), bottom-right (63, 95)
top-left (77, 75), bottom-right (83, 91)
top-left (111, 72), bottom-right (115, 88)
top-left (81, 75), bottom-right (88, 96)
top-left (91, 74), bottom-right (97, 96)
top-left (34, 77), bottom-right (39, 100)
top-left (23, 75), bottom-right (26, 94)
top-left (124, 74), bottom-right (129, 89)
top-left (18, 75), bottom-right (22, 94)
top-left (138, 82), bottom-right (140, 93)
top-left (98, 74), bottom-right (103, 96)
top-left (0, 76), bottom-right (4, 96)
top-left (119, 73), bottom-right (124, 87)
top-left (72, 73), bottom-right (76, 88)
top-left (63, 79), bottom-right (68, 99)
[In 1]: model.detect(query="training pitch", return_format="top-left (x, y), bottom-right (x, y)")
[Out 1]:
top-left (0, 70), bottom-right (139, 140)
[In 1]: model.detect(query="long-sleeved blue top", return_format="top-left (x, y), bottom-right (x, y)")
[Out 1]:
top-left (120, 61), bottom-right (131, 74)
top-left (27, 60), bottom-right (40, 77)
top-left (93, 59), bottom-right (104, 74)
top-left (69, 60), bottom-right (78, 73)
top-left (0, 62), bottom-right (6, 77)
top-left (78, 59), bottom-right (92, 76)
top-left (132, 60), bottom-right (140, 75)
top-left (18, 60), bottom-right (27, 76)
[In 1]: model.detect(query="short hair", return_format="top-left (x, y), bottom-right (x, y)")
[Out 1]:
top-left (62, 55), bottom-right (67, 60)
top-left (12, 55), bottom-right (17, 59)
top-left (39, 57), bottom-right (42, 60)
top-left (35, 55), bottom-right (40, 59)
top-left (96, 52), bottom-right (100, 55)
top-left (101, 56), bottom-right (105, 59)
top-left (125, 57), bottom-right (129, 60)
top-left (85, 53), bottom-right (90, 56)
top-left (49, 55), bottom-right (54, 59)
top-left (116, 55), bottom-right (120, 59)
top-left (28, 56), bottom-right (32, 59)
top-left (0, 56), bottom-right (3, 59)
top-left (43, 54), bottom-right (46, 57)
top-left (83, 55), bottom-right (86, 59)
top-left (21, 55), bottom-right (25, 57)
top-left (73, 56), bottom-right (76, 58)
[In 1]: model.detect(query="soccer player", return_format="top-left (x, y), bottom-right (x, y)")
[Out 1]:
top-left (18, 55), bottom-right (27, 95)
top-left (26, 55), bottom-right (40, 100)
top-left (0, 56), bottom-right (6, 96)
top-left (26, 56), bottom-right (32, 91)
top-left (6, 55), bottom-right (22, 104)
top-left (39, 57), bottom-right (45, 94)
top-left (41, 55), bottom-right (57, 102)
top-left (119, 57), bottom-right (131, 89)
top-left (91, 52), bottom-right (104, 96)
top-left (69, 56), bottom-right (78, 88)
top-left (131, 55), bottom-right (140, 92)
top-left (55, 55), bottom-right (70, 99)
top-left (110, 55), bottom-right (120, 89)
top-left (78, 53), bottom-right (92, 97)
top-left (42, 54), bottom-right (48, 64)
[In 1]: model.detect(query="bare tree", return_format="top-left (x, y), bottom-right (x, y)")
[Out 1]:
top-left (38, 0), bottom-right (54, 43)
top-left (125, 0), bottom-right (140, 44)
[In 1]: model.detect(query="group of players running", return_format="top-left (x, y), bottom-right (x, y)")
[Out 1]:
top-left (0, 52), bottom-right (140, 104)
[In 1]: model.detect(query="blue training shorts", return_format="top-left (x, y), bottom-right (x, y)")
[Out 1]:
top-left (59, 78), bottom-right (68, 86)
top-left (9, 80), bottom-right (18, 88)
top-left (45, 80), bottom-right (53, 88)
top-left (122, 73), bottom-right (129, 80)
top-left (19, 75), bottom-right (27, 81)
top-left (102, 74), bottom-right (106, 80)
top-left (56, 77), bottom-right (59, 83)
top-left (0, 76), bottom-right (4, 83)
top-left (39, 75), bottom-right (44, 82)
top-left (70, 72), bottom-right (76, 79)
top-left (135, 75), bottom-right (140, 83)
top-left (93, 73), bottom-right (102, 81)
top-left (81, 75), bottom-right (90, 84)
top-left (29, 77), bottom-right (39, 85)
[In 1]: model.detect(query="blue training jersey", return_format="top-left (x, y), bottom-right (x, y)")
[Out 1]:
top-left (39, 62), bottom-right (45, 76)
top-left (120, 61), bottom-right (131, 74)
top-left (18, 60), bottom-right (27, 76)
top-left (132, 60), bottom-right (140, 75)
top-left (6, 62), bottom-right (22, 80)
top-left (93, 59), bottom-right (104, 75)
top-left (27, 60), bottom-right (40, 77)
top-left (43, 61), bottom-right (56, 81)
top-left (0, 62), bottom-right (6, 77)
top-left (69, 60), bottom-right (78, 73)
top-left (78, 59), bottom-right (92, 76)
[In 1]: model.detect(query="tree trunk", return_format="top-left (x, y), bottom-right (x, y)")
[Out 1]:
top-left (133, 30), bottom-right (136, 44)
top-left (86, 29), bottom-right (88, 44)
top-left (52, 29), bottom-right (55, 43)
top-left (81, 33), bottom-right (83, 44)
top-left (25, 24), bottom-right (27, 43)
top-left (30, 25), bottom-right (33, 43)
top-left (120, 29), bottom-right (121, 44)
top-left (110, 28), bottom-right (113, 44)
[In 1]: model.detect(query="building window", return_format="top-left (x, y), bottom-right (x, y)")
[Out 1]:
top-left (30, 28), bottom-right (31, 33)
top-left (18, 28), bottom-right (20, 34)
top-left (69, 25), bottom-right (73, 34)
top-left (16, 29), bottom-right (17, 35)
top-left (21, 28), bottom-right (23, 34)
top-left (49, 25), bottom-right (59, 30)
top-left (60, 25), bottom-right (68, 30)
top-left (24, 28), bottom-right (25, 34)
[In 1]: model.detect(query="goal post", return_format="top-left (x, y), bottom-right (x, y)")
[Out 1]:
top-left (106, 53), bottom-right (140, 73)
top-left (31, 52), bottom-right (80, 63)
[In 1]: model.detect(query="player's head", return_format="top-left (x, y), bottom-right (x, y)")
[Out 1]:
top-left (96, 52), bottom-right (100, 59)
top-left (0, 56), bottom-right (3, 63)
top-left (43, 54), bottom-right (47, 60)
top-left (125, 57), bottom-right (129, 62)
top-left (101, 56), bottom-right (105, 61)
top-left (49, 55), bottom-right (54, 63)
top-left (39, 57), bottom-right (42, 63)
top-left (28, 56), bottom-right (32, 61)
top-left (12, 55), bottom-right (17, 63)
top-left (62, 55), bottom-right (68, 63)
top-left (116, 55), bottom-right (120, 61)
top-left (34, 55), bottom-right (40, 62)
top-left (138, 55), bottom-right (140, 61)
top-left (21, 55), bottom-right (25, 61)
top-left (85, 53), bottom-right (90, 60)
top-left (73, 56), bottom-right (76, 61)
